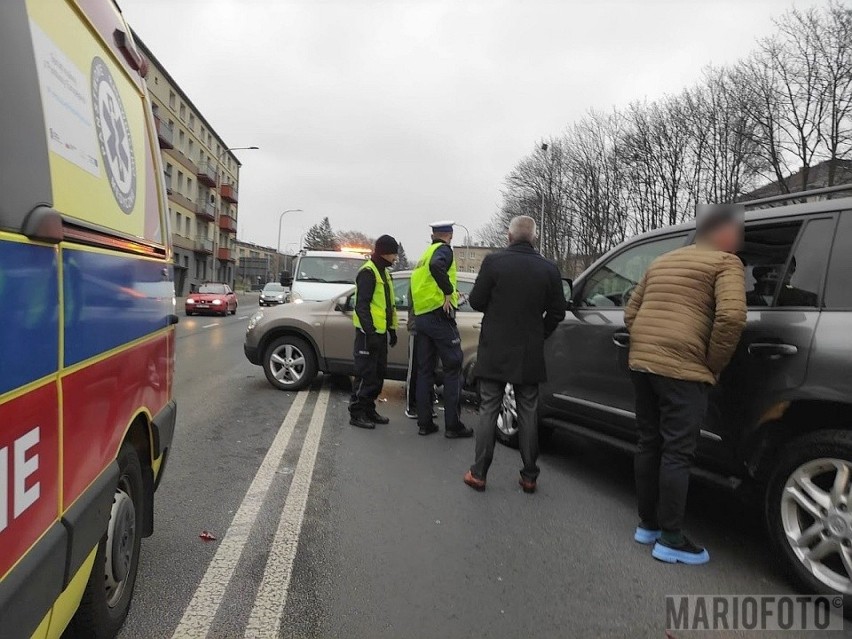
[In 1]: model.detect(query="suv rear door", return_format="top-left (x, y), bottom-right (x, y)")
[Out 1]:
top-left (706, 214), bottom-right (836, 472)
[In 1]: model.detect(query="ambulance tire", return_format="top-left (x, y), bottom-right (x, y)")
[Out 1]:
top-left (69, 443), bottom-right (143, 638)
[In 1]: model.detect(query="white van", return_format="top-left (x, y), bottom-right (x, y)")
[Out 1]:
top-left (285, 250), bottom-right (368, 303)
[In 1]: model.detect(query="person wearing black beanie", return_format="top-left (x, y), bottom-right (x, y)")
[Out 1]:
top-left (349, 234), bottom-right (400, 429)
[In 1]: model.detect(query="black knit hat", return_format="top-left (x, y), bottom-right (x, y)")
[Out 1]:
top-left (374, 234), bottom-right (399, 255)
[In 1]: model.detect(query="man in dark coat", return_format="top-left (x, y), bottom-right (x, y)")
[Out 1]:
top-left (464, 215), bottom-right (566, 493)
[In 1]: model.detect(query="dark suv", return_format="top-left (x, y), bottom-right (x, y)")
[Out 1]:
top-left (498, 186), bottom-right (852, 601)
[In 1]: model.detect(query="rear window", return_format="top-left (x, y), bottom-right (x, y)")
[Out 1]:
top-left (263, 283), bottom-right (285, 292)
top-left (825, 213), bottom-right (852, 309)
top-left (199, 284), bottom-right (226, 294)
top-left (296, 257), bottom-right (364, 284)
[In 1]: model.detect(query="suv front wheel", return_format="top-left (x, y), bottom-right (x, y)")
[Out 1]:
top-left (262, 335), bottom-right (318, 391)
top-left (766, 430), bottom-right (852, 603)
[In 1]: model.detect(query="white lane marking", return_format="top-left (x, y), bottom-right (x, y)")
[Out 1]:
top-left (238, 315), bottom-right (249, 320)
top-left (171, 391), bottom-right (310, 639)
top-left (202, 322), bottom-right (218, 329)
top-left (244, 386), bottom-right (330, 638)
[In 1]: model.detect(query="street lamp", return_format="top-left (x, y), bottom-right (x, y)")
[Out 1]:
top-left (277, 209), bottom-right (304, 253)
top-left (213, 145), bottom-right (258, 285)
top-left (454, 223), bottom-right (472, 247)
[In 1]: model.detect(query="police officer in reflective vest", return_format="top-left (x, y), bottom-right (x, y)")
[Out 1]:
top-left (410, 221), bottom-right (473, 438)
top-left (350, 235), bottom-right (400, 429)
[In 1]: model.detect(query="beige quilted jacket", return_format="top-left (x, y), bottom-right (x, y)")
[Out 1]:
top-left (624, 243), bottom-right (747, 384)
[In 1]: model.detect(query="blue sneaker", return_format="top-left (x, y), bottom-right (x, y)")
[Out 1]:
top-left (652, 536), bottom-right (710, 565)
top-left (634, 526), bottom-right (662, 545)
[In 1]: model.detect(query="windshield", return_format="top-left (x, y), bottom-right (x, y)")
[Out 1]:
top-left (262, 283), bottom-right (285, 292)
top-left (295, 256), bottom-right (365, 284)
top-left (198, 284), bottom-right (227, 294)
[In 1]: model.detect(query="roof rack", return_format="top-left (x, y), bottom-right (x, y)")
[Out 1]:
top-left (740, 183), bottom-right (852, 208)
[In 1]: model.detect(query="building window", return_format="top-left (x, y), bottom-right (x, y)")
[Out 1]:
top-left (177, 170), bottom-right (184, 193)
top-left (183, 255), bottom-right (189, 268)
top-left (189, 114), bottom-right (195, 131)
top-left (178, 130), bottom-right (185, 152)
top-left (179, 103), bottom-right (186, 121)
top-left (188, 140), bottom-right (194, 158)
top-left (175, 212), bottom-right (181, 233)
top-left (164, 163), bottom-right (173, 188)
top-left (168, 91), bottom-right (176, 109)
top-left (185, 216), bottom-right (191, 237)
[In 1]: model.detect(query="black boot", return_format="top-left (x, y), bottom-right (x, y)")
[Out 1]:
top-left (350, 413), bottom-right (375, 429)
top-left (367, 409), bottom-right (390, 424)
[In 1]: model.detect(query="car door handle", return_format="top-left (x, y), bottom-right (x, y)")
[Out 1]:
top-left (748, 342), bottom-right (798, 359)
top-left (612, 331), bottom-right (630, 348)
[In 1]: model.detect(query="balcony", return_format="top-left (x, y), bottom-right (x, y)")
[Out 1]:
top-left (155, 114), bottom-right (174, 149)
top-left (194, 237), bottom-right (213, 254)
top-left (196, 161), bottom-right (219, 187)
top-left (217, 247), bottom-right (235, 262)
top-left (218, 214), bottom-right (237, 234)
top-left (195, 202), bottom-right (216, 222)
top-left (220, 183), bottom-right (238, 203)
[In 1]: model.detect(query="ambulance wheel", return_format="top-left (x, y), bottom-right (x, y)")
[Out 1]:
top-left (69, 442), bottom-right (143, 638)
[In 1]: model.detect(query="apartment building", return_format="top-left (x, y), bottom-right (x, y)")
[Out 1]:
top-left (453, 245), bottom-right (499, 273)
top-left (136, 37), bottom-right (241, 296)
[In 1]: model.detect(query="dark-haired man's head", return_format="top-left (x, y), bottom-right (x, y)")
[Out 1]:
top-left (696, 203), bottom-right (744, 253)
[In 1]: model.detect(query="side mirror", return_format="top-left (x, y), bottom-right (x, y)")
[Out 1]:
top-left (562, 278), bottom-right (573, 300)
top-left (334, 295), bottom-right (349, 312)
top-left (281, 271), bottom-right (293, 287)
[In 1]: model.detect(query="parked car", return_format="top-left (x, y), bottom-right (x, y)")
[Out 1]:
top-left (185, 283), bottom-right (238, 316)
top-left (496, 187), bottom-right (852, 604)
top-left (259, 282), bottom-right (288, 306)
top-left (244, 271), bottom-right (481, 391)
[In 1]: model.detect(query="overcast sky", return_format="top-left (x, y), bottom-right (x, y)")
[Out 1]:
top-left (122, 0), bottom-right (822, 257)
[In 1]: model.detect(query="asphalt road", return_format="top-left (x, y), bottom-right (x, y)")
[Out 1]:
top-left (118, 298), bottom-right (849, 638)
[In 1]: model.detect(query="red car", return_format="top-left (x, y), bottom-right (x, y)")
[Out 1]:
top-left (185, 283), bottom-right (238, 316)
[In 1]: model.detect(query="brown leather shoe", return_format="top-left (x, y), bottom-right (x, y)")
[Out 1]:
top-left (463, 470), bottom-right (486, 492)
top-left (519, 476), bottom-right (537, 494)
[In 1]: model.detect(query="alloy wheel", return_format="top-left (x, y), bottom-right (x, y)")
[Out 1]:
top-left (269, 343), bottom-right (306, 386)
top-left (780, 457), bottom-right (852, 594)
top-left (496, 384), bottom-right (517, 438)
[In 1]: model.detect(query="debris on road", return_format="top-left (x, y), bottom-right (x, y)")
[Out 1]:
top-left (199, 531), bottom-right (217, 542)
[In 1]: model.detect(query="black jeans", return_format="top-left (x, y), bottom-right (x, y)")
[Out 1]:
top-left (631, 371), bottom-right (709, 534)
top-left (471, 379), bottom-right (540, 481)
top-left (415, 311), bottom-right (462, 430)
top-left (350, 330), bottom-right (388, 416)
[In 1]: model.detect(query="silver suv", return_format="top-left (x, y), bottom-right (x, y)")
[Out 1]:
top-left (505, 186), bottom-right (852, 603)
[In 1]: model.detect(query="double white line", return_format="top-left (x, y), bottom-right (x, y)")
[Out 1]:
top-left (172, 386), bottom-right (330, 638)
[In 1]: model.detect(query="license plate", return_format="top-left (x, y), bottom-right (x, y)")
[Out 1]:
top-left (196, 304), bottom-right (209, 309)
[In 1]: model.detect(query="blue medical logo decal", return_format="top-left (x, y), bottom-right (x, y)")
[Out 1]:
top-left (91, 56), bottom-right (136, 214)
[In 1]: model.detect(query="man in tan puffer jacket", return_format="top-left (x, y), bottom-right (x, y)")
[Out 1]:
top-left (624, 203), bottom-right (746, 566)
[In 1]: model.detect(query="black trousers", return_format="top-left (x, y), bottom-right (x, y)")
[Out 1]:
top-left (350, 330), bottom-right (388, 416)
top-left (415, 311), bottom-right (462, 430)
top-left (471, 379), bottom-right (540, 481)
top-left (631, 371), bottom-right (709, 534)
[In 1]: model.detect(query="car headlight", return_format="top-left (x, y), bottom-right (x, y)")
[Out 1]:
top-left (289, 291), bottom-right (303, 304)
top-left (277, 294), bottom-right (284, 299)
top-left (212, 299), bottom-right (222, 305)
top-left (186, 299), bottom-right (196, 304)
top-left (247, 311), bottom-right (263, 332)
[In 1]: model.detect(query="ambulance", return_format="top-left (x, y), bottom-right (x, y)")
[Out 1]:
top-left (0, 1), bottom-right (176, 637)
